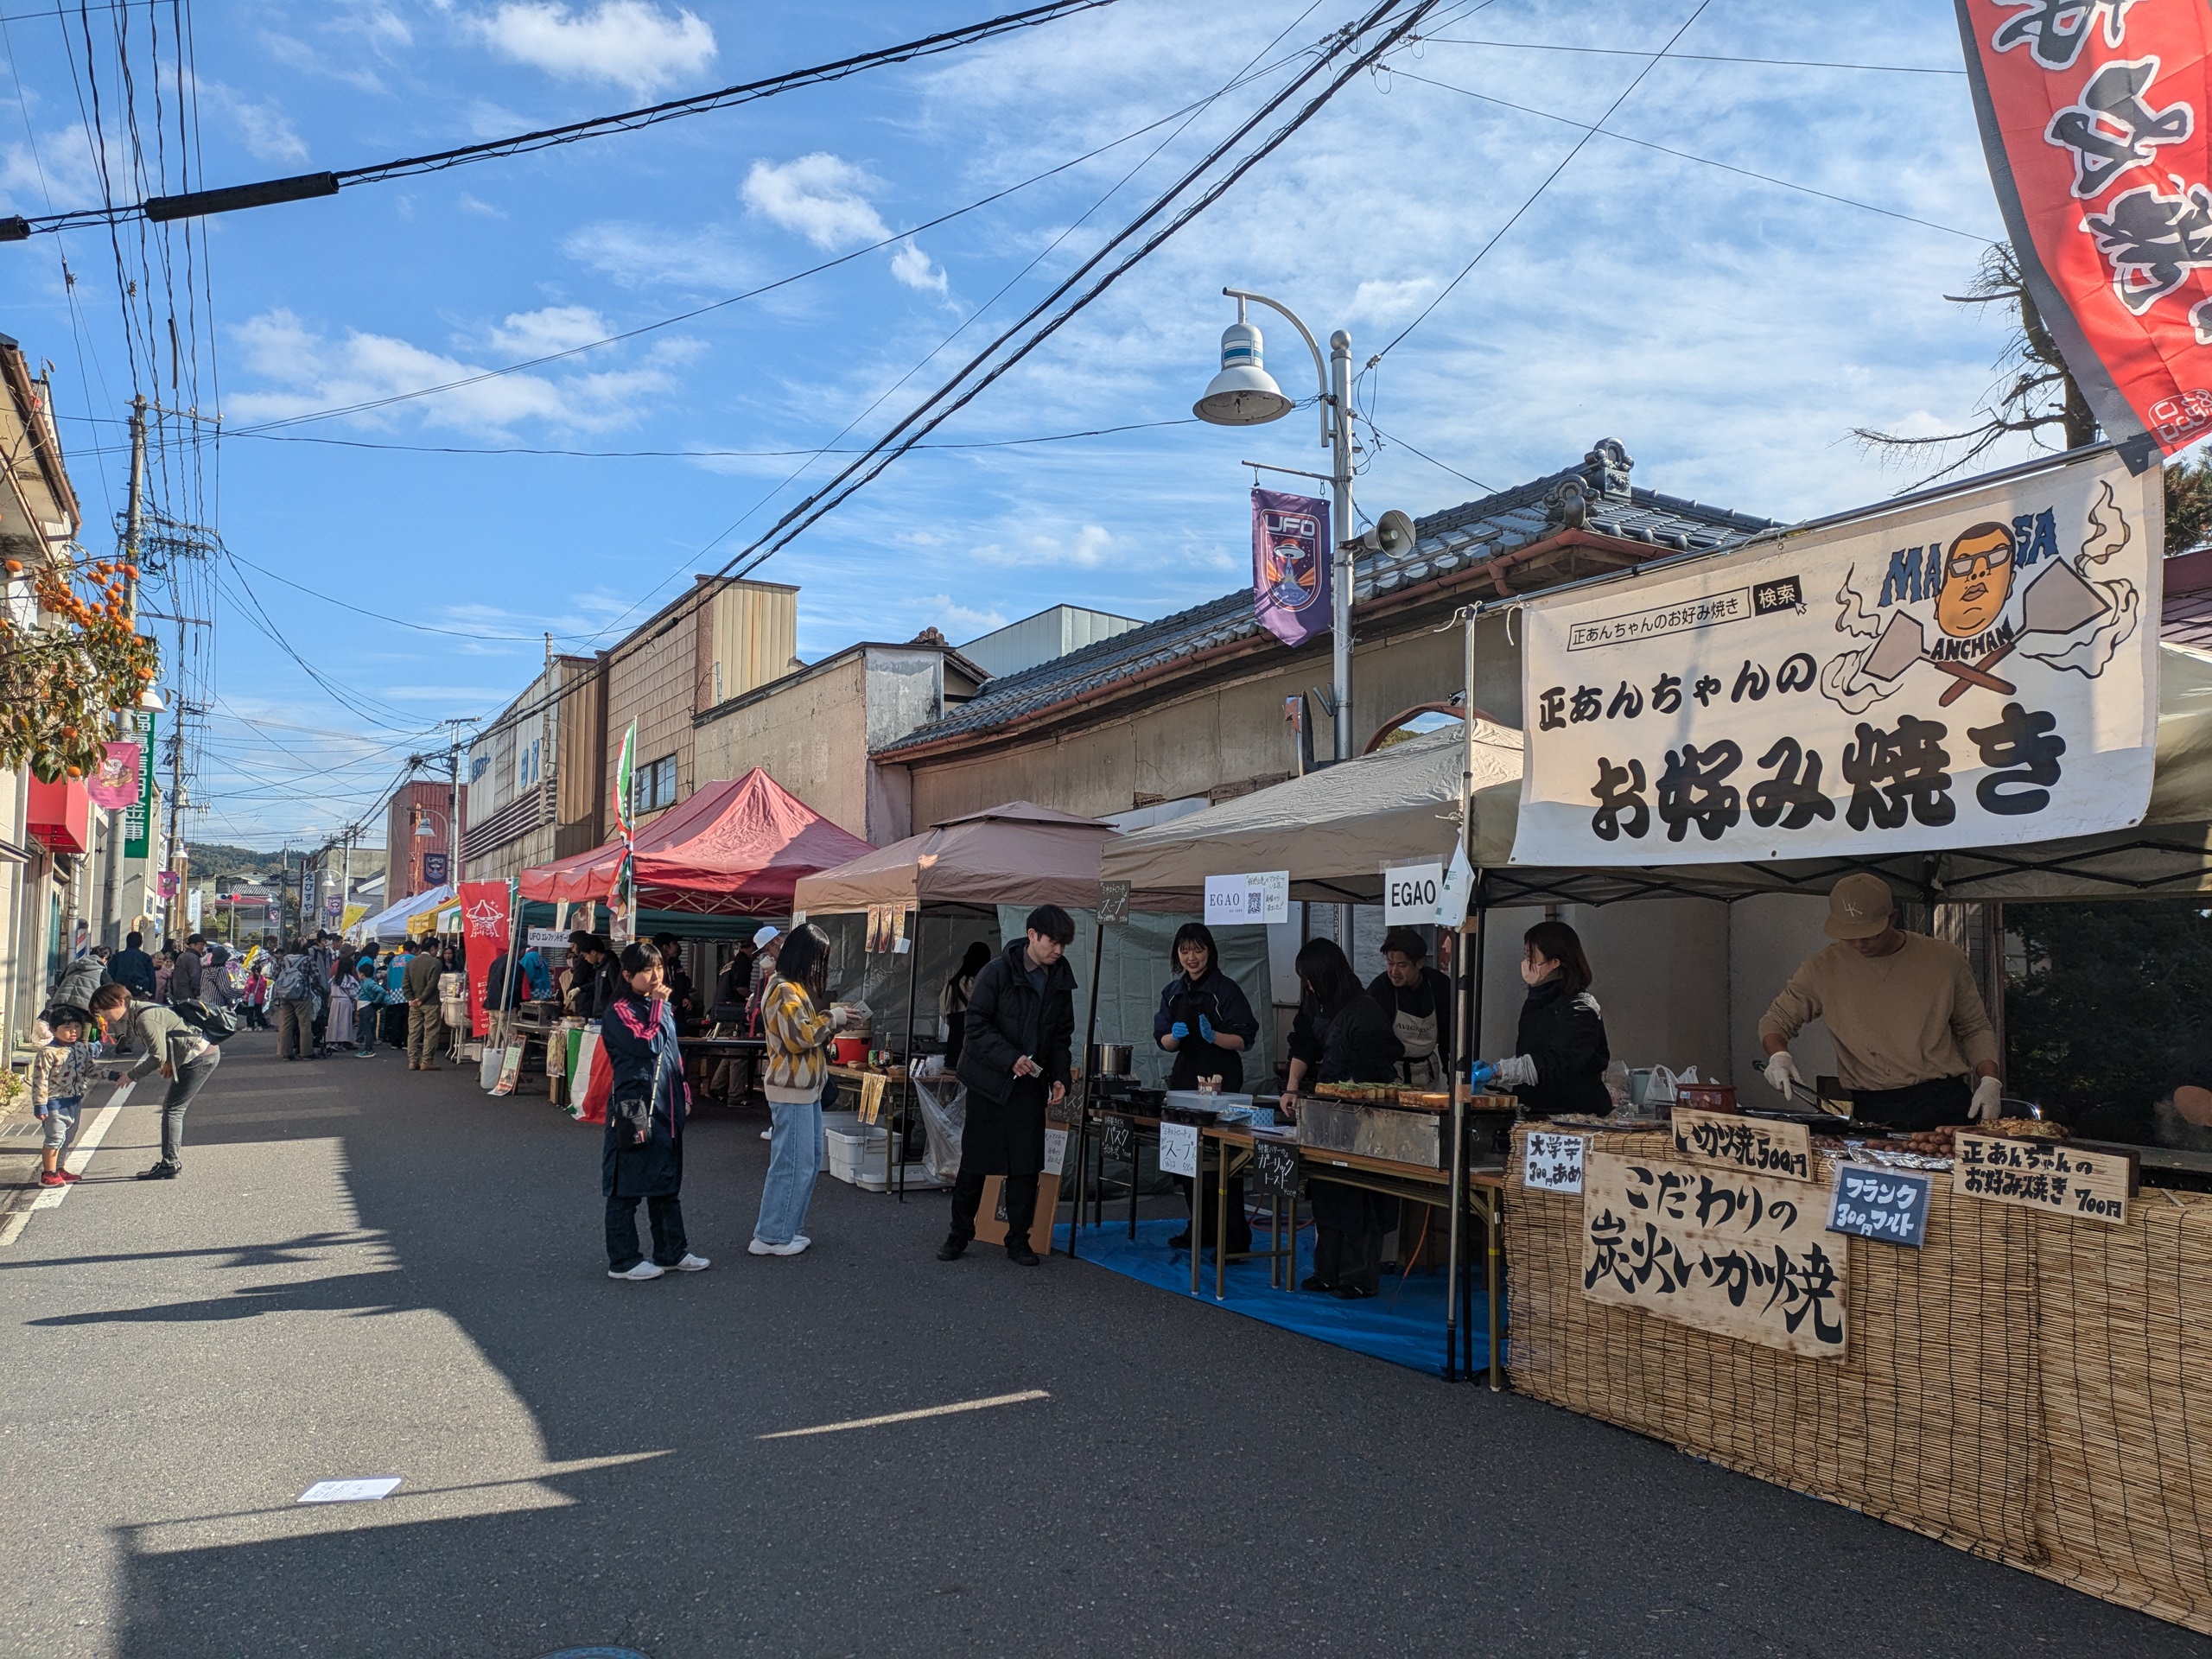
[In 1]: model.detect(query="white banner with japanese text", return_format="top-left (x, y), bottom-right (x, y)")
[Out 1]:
top-left (1512, 449), bottom-right (2162, 865)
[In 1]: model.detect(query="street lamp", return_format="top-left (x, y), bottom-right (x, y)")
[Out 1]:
top-left (1194, 288), bottom-right (1357, 763)
top-left (412, 805), bottom-right (448, 896)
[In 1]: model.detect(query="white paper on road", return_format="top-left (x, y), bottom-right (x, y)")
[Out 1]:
top-left (297, 1478), bottom-right (404, 1503)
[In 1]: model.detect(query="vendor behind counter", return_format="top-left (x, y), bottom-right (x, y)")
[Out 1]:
top-left (1365, 926), bottom-right (1452, 1090)
top-left (1758, 872), bottom-right (2002, 1132)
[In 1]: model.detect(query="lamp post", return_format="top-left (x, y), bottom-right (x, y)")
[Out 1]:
top-left (413, 805), bottom-right (448, 897)
top-left (1193, 287), bottom-right (1357, 763)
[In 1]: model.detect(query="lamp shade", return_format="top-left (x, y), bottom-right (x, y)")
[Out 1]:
top-left (1193, 319), bottom-right (1292, 425)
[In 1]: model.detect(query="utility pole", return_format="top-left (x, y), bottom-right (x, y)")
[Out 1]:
top-left (338, 823), bottom-right (353, 936)
top-left (99, 394), bottom-right (147, 949)
top-left (162, 703), bottom-right (195, 940)
top-left (439, 717), bottom-right (472, 887)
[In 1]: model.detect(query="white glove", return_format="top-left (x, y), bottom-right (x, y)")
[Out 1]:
top-left (1493, 1054), bottom-right (1536, 1088)
top-left (1764, 1051), bottom-right (1802, 1098)
top-left (1970, 1076), bottom-right (2004, 1122)
top-left (829, 1006), bottom-right (849, 1031)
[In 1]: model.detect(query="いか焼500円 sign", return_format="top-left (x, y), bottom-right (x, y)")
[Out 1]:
top-left (1581, 1152), bottom-right (1847, 1359)
top-left (1511, 448), bottom-right (2160, 867)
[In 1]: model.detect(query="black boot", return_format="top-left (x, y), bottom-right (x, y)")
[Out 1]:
top-left (1005, 1239), bottom-right (1040, 1268)
top-left (937, 1233), bottom-right (969, 1262)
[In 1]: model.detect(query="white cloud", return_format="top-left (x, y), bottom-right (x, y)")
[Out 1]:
top-left (226, 307), bottom-right (674, 436)
top-left (563, 219), bottom-right (756, 290)
top-left (742, 154), bottom-right (890, 251)
top-left (469, 2), bottom-right (715, 98)
top-left (741, 153), bottom-right (950, 296)
top-left (456, 193), bottom-right (507, 218)
top-left (483, 304), bottom-right (609, 357)
top-left (912, 594), bottom-right (1007, 638)
top-left (973, 523), bottom-right (1115, 569)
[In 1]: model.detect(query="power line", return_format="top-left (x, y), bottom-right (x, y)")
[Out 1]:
top-left (1421, 35), bottom-right (1965, 75)
top-left (1389, 67), bottom-right (1989, 243)
top-left (1373, 0), bottom-right (1713, 364)
top-left (1, 0), bottom-right (1127, 238)
top-left (1363, 419), bottom-right (1493, 493)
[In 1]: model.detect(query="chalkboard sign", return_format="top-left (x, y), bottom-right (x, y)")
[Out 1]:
top-left (1251, 1138), bottom-right (1300, 1198)
top-left (1827, 1166), bottom-right (1931, 1248)
top-left (1159, 1120), bottom-right (1199, 1179)
top-left (1100, 1115), bottom-right (1134, 1162)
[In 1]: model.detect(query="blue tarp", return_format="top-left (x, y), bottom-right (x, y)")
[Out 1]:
top-left (1053, 1216), bottom-right (1492, 1376)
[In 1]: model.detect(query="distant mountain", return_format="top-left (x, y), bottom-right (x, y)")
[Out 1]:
top-left (185, 843), bottom-right (296, 884)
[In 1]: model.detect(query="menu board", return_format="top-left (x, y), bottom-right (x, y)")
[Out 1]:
top-left (1523, 1130), bottom-right (1588, 1194)
top-left (1953, 1133), bottom-right (2130, 1225)
top-left (1581, 1151), bottom-right (1848, 1359)
top-left (1670, 1108), bottom-right (1815, 1183)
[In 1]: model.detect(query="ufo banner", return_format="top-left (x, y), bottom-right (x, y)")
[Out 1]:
top-left (1252, 487), bottom-right (1332, 649)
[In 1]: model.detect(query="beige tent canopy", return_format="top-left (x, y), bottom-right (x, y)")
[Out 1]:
top-left (1099, 645), bottom-right (2212, 909)
top-left (794, 800), bottom-right (1120, 917)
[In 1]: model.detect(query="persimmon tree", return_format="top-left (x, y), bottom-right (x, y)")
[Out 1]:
top-left (0, 554), bottom-right (160, 782)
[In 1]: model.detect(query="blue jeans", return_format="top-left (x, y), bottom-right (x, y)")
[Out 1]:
top-left (753, 1095), bottom-right (824, 1246)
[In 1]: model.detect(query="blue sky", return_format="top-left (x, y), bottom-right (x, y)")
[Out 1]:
top-left (0, 0), bottom-right (2023, 849)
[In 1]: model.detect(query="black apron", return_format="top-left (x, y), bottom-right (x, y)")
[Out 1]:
top-left (1851, 1074), bottom-right (1971, 1133)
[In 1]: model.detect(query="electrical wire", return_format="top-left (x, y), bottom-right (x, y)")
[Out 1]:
top-left (1372, 0), bottom-right (1713, 365)
top-left (1363, 419), bottom-right (1493, 493)
top-left (1389, 67), bottom-right (1989, 243)
top-left (8, 0), bottom-right (1128, 236)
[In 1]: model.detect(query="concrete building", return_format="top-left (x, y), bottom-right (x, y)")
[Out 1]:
top-left (693, 634), bottom-right (986, 846)
top-left (385, 779), bottom-right (464, 903)
top-left (0, 334), bottom-right (86, 1067)
top-left (958, 604), bottom-right (1142, 680)
top-left (597, 576), bottom-right (798, 839)
top-left (464, 652), bottom-right (598, 883)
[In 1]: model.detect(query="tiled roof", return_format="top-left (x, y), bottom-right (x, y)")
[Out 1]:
top-left (880, 440), bottom-right (1777, 756)
top-left (2164, 546), bottom-right (2212, 649)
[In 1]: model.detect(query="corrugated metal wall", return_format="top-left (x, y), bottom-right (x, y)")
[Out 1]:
top-left (708, 582), bottom-right (799, 708)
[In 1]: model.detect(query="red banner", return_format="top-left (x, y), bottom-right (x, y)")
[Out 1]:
top-left (457, 879), bottom-right (512, 1039)
top-left (1958, 1), bottom-right (2212, 462)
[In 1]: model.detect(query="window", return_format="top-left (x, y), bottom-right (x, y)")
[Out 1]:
top-left (635, 753), bottom-right (679, 814)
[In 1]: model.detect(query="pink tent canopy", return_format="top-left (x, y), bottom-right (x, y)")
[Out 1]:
top-left (518, 767), bottom-right (874, 916)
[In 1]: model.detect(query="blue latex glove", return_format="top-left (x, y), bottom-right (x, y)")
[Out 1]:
top-left (1168, 1020), bottom-right (1191, 1041)
top-left (1468, 1059), bottom-right (1498, 1091)
top-left (1198, 1014), bottom-right (1217, 1044)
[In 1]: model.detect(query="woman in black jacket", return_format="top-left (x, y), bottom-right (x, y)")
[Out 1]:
top-left (1470, 920), bottom-right (1611, 1117)
top-left (1283, 938), bottom-right (1403, 1299)
top-left (1153, 922), bottom-right (1262, 1254)
top-left (598, 941), bottom-right (709, 1282)
top-left (941, 940), bottom-right (991, 1073)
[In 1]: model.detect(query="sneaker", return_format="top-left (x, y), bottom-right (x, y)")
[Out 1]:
top-left (38, 1170), bottom-right (67, 1188)
top-left (670, 1253), bottom-right (711, 1272)
top-left (608, 1261), bottom-right (664, 1281)
top-left (1300, 1274), bottom-right (1335, 1293)
top-left (936, 1235), bottom-right (969, 1262)
top-left (1332, 1284), bottom-right (1375, 1300)
top-left (747, 1236), bottom-right (809, 1256)
top-left (760, 1128), bottom-right (772, 1141)
top-left (1006, 1243), bottom-right (1041, 1268)
top-left (137, 1160), bottom-right (181, 1180)
top-left (58, 1169), bottom-right (81, 1184)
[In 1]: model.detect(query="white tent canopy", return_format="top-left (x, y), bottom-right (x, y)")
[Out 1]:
top-left (1098, 645), bottom-right (2212, 910)
top-left (347, 883), bottom-right (454, 944)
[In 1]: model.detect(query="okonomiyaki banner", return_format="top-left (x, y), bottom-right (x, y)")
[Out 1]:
top-left (1955, 0), bottom-right (2212, 459)
top-left (1511, 449), bottom-right (2162, 867)
top-left (1252, 487), bottom-right (1331, 647)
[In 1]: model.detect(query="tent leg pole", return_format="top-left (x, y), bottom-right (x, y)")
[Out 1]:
top-left (1069, 916), bottom-right (1105, 1258)
top-left (899, 911), bottom-right (921, 1203)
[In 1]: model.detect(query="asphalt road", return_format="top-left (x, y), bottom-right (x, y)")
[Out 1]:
top-left (1, 1027), bottom-right (2204, 1659)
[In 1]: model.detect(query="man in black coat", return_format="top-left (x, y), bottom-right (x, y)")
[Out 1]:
top-left (110, 931), bottom-right (157, 1000)
top-left (940, 905), bottom-right (1077, 1268)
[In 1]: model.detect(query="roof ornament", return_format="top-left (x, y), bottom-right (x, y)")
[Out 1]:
top-left (1546, 475), bottom-right (1591, 530)
top-left (1580, 437), bottom-right (1633, 500)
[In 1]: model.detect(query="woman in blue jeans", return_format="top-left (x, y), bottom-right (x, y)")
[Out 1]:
top-left (753, 924), bottom-right (847, 1257)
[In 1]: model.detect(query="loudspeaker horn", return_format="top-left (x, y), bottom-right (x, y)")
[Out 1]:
top-left (1362, 508), bottom-right (1418, 557)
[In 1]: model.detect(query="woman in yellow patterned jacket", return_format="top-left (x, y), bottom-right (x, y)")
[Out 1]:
top-left (751, 924), bottom-right (848, 1258)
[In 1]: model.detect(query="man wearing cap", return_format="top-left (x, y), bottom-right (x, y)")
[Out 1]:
top-left (1758, 873), bottom-right (2003, 1130)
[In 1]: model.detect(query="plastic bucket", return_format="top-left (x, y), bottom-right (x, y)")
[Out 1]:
top-left (832, 1035), bottom-right (867, 1065)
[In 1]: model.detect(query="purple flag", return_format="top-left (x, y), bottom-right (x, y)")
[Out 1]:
top-left (1252, 487), bottom-right (1331, 647)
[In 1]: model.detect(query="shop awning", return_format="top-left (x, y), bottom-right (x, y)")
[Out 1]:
top-left (1099, 644), bottom-right (2212, 909)
top-left (518, 768), bottom-right (873, 916)
top-left (793, 800), bottom-right (1121, 916)
top-left (349, 884), bottom-right (454, 944)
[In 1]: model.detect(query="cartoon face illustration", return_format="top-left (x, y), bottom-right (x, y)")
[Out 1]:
top-left (1936, 521), bottom-right (2015, 639)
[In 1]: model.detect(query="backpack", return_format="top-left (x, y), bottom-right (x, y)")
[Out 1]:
top-left (173, 999), bottom-right (242, 1044)
top-left (272, 958), bottom-right (308, 1001)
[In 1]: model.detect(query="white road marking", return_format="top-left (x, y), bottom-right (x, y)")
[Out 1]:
top-left (757, 1389), bottom-right (1049, 1440)
top-left (0, 1082), bottom-right (136, 1243)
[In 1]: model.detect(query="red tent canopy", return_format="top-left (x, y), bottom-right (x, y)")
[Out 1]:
top-left (518, 768), bottom-right (873, 916)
